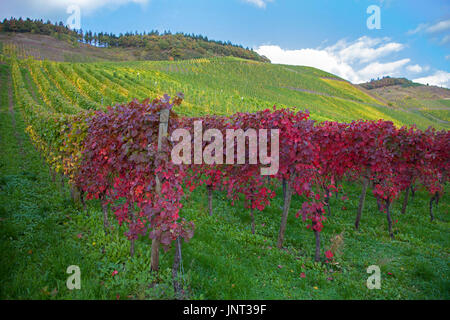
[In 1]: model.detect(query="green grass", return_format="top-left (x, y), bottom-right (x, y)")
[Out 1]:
top-left (1, 60), bottom-right (449, 299)
top-left (179, 182), bottom-right (449, 299)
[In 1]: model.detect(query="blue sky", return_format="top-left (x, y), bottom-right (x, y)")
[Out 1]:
top-left (2, 0), bottom-right (449, 86)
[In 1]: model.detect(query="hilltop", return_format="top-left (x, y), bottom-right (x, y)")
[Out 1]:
top-left (359, 77), bottom-right (450, 124)
top-left (0, 18), bottom-right (269, 63)
top-left (359, 76), bottom-right (421, 90)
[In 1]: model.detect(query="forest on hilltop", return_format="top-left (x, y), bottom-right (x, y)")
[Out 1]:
top-left (360, 76), bottom-right (422, 90)
top-left (0, 18), bottom-right (270, 62)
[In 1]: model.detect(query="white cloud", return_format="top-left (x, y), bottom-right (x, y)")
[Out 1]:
top-left (358, 59), bottom-right (410, 79)
top-left (256, 45), bottom-right (361, 82)
top-left (426, 19), bottom-right (450, 33)
top-left (43, 0), bottom-right (149, 12)
top-left (406, 64), bottom-right (424, 73)
top-left (328, 37), bottom-right (404, 64)
top-left (413, 71), bottom-right (450, 88)
top-left (407, 23), bottom-right (428, 35)
top-left (0, 0), bottom-right (149, 18)
top-left (408, 19), bottom-right (450, 34)
top-left (441, 35), bottom-right (450, 45)
top-left (256, 37), bottom-right (410, 83)
top-left (358, 59), bottom-right (411, 79)
top-left (242, 0), bottom-right (273, 9)
top-left (407, 19), bottom-right (450, 46)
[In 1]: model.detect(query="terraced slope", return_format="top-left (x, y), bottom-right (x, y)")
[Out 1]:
top-left (363, 84), bottom-right (450, 125)
top-left (3, 52), bottom-right (447, 129)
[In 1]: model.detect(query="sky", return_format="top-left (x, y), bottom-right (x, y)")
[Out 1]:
top-left (1, 0), bottom-right (449, 87)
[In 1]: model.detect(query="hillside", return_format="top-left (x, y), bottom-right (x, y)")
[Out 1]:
top-left (0, 18), bottom-right (269, 63)
top-left (359, 77), bottom-right (450, 125)
top-left (1, 24), bottom-right (448, 129)
top-left (144, 59), bottom-right (448, 129)
top-left (1, 44), bottom-right (448, 130)
top-left (0, 32), bottom-right (269, 63)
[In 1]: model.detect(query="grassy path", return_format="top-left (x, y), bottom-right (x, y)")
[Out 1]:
top-left (0, 64), bottom-right (104, 299)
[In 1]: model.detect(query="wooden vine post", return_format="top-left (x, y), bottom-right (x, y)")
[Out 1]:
top-left (355, 176), bottom-right (369, 230)
top-left (207, 185), bottom-right (213, 216)
top-left (277, 177), bottom-right (293, 249)
top-left (151, 108), bottom-right (170, 272)
top-left (401, 185), bottom-right (410, 214)
top-left (172, 236), bottom-right (183, 299)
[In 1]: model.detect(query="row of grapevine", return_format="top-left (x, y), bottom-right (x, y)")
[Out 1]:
top-left (58, 63), bottom-right (108, 107)
top-left (71, 64), bottom-right (128, 106)
top-left (73, 97), bottom-right (448, 268)
top-left (42, 61), bottom-right (100, 110)
top-left (25, 59), bottom-right (82, 114)
top-left (95, 64), bottom-right (162, 100)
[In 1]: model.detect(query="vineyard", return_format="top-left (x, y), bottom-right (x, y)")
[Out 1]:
top-left (0, 49), bottom-right (449, 299)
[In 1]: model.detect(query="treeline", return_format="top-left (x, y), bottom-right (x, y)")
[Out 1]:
top-left (361, 76), bottom-right (421, 90)
top-left (0, 17), bottom-right (270, 62)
